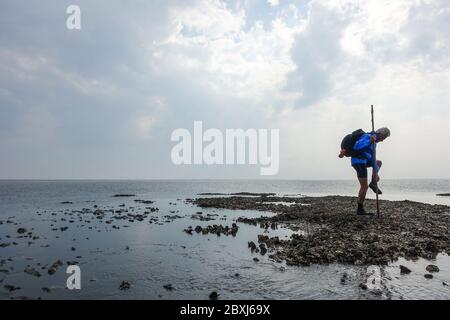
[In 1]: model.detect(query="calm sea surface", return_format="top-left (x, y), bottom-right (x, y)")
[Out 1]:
top-left (0, 180), bottom-right (449, 300)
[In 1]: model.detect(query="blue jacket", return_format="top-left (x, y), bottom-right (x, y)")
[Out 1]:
top-left (351, 133), bottom-right (378, 168)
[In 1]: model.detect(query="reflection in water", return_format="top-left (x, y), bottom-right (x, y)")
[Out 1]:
top-left (0, 180), bottom-right (449, 300)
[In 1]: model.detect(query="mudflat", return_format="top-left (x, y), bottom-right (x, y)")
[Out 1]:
top-left (191, 195), bottom-right (450, 266)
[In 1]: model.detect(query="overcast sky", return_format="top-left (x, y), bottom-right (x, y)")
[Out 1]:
top-left (1, 0), bottom-right (450, 179)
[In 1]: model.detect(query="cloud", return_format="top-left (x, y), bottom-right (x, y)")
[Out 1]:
top-left (1, 0), bottom-right (450, 179)
top-left (267, 0), bottom-right (280, 7)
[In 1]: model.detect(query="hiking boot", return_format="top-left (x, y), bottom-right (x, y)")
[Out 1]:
top-left (369, 181), bottom-right (382, 195)
top-left (357, 203), bottom-right (373, 216)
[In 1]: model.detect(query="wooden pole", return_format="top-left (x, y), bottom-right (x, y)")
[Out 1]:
top-left (371, 105), bottom-right (381, 218)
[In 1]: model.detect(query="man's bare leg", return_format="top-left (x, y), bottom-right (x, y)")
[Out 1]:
top-left (358, 177), bottom-right (369, 205)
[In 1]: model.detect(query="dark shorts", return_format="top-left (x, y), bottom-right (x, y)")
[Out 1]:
top-left (352, 163), bottom-right (373, 178)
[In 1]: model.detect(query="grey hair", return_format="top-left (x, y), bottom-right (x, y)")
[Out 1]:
top-left (376, 127), bottom-right (391, 139)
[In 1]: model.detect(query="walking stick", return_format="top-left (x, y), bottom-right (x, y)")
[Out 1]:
top-left (371, 105), bottom-right (381, 218)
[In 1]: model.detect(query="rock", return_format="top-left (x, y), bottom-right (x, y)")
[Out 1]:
top-left (192, 224), bottom-right (238, 236)
top-left (209, 291), bottom-right (218, 300)
top-left (48, 260), bottom-right (64, 275)
top-left (340, 273), bottom-right (348, 284)
top-left (259, 243), bottom-right (268, 256)
top-left (359, 283), bottom-right (368, 290)
top-left (189, 195), bottom-right (450, 267)
top-left (425, 265), bottom-right (439, 273)
top-left (113, 194), bottom-right (136, 198)
top-left (4, 284), bottom-right (21, 292)
top-left (436, 193), bottom-right (450, 197)
top-left (17, 228), bottom-right (27, 234)
top-left (399, 265), bottom-right (412, 274)
top-left (253, 257), bottom-right (259, 262)
top-left (443, 282), bottom-right (448, 286)
top-left (163, 284), bottom-right (174, 291)
top-left (24, 266), bottom-right (41, 277)
top-left (119, 281), bottom-right (131, 290)
top-left (60, 201), bottom-right (73, 204)
top-left (248, 241), bottom-right (257, 252)
top-left (424, 274), bottom-right (433, 279)
top-left (134, 200), bottom-right (154, 204)
top-left (42, 287), bottom-right (52, 293)
top-left (371, 289), bottom-right (383, 296)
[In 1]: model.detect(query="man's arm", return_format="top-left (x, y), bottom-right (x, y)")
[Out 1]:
top-left (353, 134), bottom-right (372, 151)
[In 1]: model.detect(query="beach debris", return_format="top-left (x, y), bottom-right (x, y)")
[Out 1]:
top-left (113, 194), bottom-right (136, 198)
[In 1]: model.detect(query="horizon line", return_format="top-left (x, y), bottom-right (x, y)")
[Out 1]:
top-left (0, 178), bottom-right (449, 181)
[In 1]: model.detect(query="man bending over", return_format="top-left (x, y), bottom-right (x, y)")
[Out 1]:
top-left (340, 128), bottom-right (391, 215)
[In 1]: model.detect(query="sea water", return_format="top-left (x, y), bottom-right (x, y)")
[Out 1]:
top-left (0, 179), bottom-right (449, 299)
